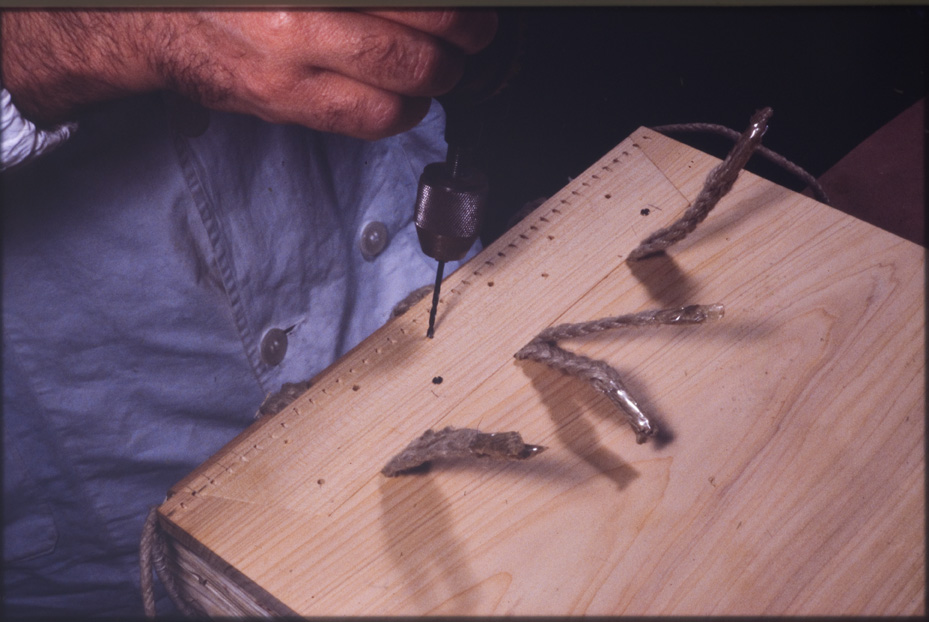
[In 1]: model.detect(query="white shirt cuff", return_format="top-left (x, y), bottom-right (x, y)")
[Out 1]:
top-left (2, 88), bottom-right (77, 171)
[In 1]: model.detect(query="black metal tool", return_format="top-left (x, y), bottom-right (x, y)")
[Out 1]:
top-left (413, 133), bottom-right (489, 338)
top-left (413, 12), bottom-right (522, 338)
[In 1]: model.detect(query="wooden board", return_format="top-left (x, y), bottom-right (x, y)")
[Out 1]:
top-left (158, 127), bottom-right (925, 616)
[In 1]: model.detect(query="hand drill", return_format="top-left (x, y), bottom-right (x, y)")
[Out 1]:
top-left (413, 12), bottom-right (521, 338)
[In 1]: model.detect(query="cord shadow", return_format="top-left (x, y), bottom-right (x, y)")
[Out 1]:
top-left (378, 477), bottom-right (479, 613)
top-left (626, 251), bottom-right (699, 307)
top-left (521, 364), bottom-right (640, 491)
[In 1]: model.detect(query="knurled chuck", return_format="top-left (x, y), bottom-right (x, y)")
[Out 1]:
top-left (413, 157), bottom-right (489, 262)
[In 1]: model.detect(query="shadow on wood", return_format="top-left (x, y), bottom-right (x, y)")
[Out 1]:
top-left (519, 363), bottom-right (641, 491)
top-left (379, 477), bottom-right (479, 613)
top-left (626, 251), bottom-right (698, 308)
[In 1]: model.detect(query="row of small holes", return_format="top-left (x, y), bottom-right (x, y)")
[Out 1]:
top-left (180, 142), bottom-right (639, 500)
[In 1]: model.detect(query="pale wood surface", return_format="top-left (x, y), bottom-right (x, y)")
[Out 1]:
top-left (159, 128), bottom-right (925, 616)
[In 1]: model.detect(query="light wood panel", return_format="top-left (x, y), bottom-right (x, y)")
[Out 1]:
top-left (159, 128), bottom-right (925, 616)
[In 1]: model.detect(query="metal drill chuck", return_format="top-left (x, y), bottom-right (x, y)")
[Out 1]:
top-left (413, 160), bottom-right (489, 262)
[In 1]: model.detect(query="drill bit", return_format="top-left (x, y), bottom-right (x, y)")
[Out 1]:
top-left (426, 261), bottom-right (445, 338)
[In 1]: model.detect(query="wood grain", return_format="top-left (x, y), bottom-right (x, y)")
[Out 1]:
top-left (159, 128), bottom-right (925, 616)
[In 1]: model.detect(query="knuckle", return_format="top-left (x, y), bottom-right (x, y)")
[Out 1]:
top-left (246, 11), bottom-right (309, 58)
top-left (406, 43), bottom-right (457, 95)
top-left (256, 11), bottom-right (298, 36)
top-left (355, 31), bottom-right (399, 64)
top-left (354, 33), bottom-right (454, 96)
top-left (422, 9), bottom-right (464, 36)
top-left (423, 9), bottom-right (498, 54)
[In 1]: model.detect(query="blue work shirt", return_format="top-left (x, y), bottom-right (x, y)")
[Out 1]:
top-left (2, 93), bottom-right (466, 616)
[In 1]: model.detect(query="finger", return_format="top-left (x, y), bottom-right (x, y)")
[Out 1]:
top-left (361, 9), bottom-right (498, 54)
top-left (271, 11), bottom-right (467, 99)
top-left (247, 69), bottom-right (433, 140)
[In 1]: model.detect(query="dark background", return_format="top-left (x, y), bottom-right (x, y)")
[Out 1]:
top-left (467, 5), bottom-right (927, 243)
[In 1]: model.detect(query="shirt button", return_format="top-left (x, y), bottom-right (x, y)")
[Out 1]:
top-left (260, 328), bottom-right (288, 367)
top-left (359, 221), bottom-right (389, 261)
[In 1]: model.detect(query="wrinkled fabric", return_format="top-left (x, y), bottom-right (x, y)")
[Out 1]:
top-left (1, 88), bottom-right (76, 171)
top-left (2, 93), bottom-right (468, 616)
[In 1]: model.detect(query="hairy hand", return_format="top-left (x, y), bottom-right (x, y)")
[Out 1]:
top-left (1, 9), bottom-right (498, 139)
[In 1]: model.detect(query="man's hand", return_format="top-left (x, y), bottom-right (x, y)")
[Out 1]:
top-left (0, 9), bottom-right (498, 139)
